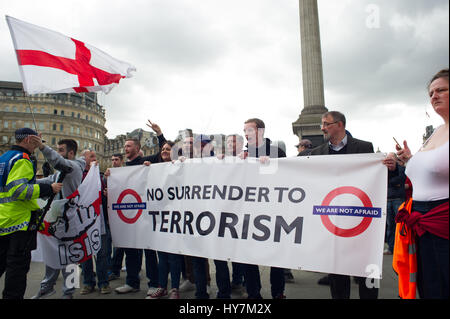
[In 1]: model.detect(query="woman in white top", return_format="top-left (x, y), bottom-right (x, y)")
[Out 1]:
top-left (396, 68), bottom-right (449, 299)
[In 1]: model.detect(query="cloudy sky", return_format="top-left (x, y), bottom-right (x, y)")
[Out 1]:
top-left (1, 0), bottom-right (448, 156)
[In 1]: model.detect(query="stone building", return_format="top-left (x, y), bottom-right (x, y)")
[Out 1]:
top-left (0, 81), bottom-right (107, 175)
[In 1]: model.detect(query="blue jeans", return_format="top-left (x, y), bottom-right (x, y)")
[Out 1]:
top-left (124, 248), bottom-right (142, 289)
top-left (413, 199), bottom-right (449, 299)
top-left (214, 260), bottom-right (231, 299)
top-left (82, 234), bottom-right (110, 288)
top-left (40, 265), bottom-right (74, 296)
top-left (192, 257), bottom-right (209, 299)
top-left (144, 249), bottom-right (159, 288)
top-left (386, 198), bottom-right (403, 252)
top-left (157, 251), bottom-right (182, 289)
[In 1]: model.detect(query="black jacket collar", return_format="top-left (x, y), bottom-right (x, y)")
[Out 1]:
top-left (126, 156), bottom-right (143, 166)
top-left (11, 145), bottom-right (31, 156)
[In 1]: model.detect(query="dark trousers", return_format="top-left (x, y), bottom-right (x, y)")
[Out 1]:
top-left (243, 264), bottom-right (262, 299)
top-left (144, 249), bottom-right (159, 288)
top-left (243, 264), bottom-right (285, 298)
top-left (192, 256), bottom-right (209, 299)
top-left (184, 255), bottom-right (211, 284)
top-left (0, 230), bottom-right (36, 299)
top-left (214, 260), bottom-right (231, 299)
top-left (231, 262), bottom-right (244, 285)
top-left (124, 248), bottom-right (143, 289)
top-left (416, 232), bottom-right (449, 299)
top-left (329, 274), bottom-right (378, 299)
top-left (413, 199), bottom-right (449, 299)
top-left (111, 247), bottom-right (125, 276)
top-left (270, 267), bottom-right (285, 298)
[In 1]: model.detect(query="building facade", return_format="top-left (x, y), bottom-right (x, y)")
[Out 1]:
top-left (0, 81), bottom-right (107, 175)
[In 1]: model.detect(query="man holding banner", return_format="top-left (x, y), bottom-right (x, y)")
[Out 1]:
top-left (310, 110), bottom-right (378, 299)
top-left (114, 138), bottom-right (160, 296)
top-left (241, 118), bottom-right (287, 299)
top-left (31, 138), bottom-right (85, 299)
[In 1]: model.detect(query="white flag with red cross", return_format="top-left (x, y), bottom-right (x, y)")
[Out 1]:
top-left (6, 15), bottom-right (136, 94)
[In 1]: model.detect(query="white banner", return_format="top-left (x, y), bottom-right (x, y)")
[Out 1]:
top-left (32, 165), bottom-right (102, 269)
top-left (107, 154), bottom-right (387, 278)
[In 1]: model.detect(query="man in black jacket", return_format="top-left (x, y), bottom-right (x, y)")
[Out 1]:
top-left (114, 138), bottom-right (159, 297)
top-left (310, 111), bottom-right (377, 299)
top-left (241, 118), bottom-right (286, 299)
top-left (243, 118), bottom-right (286, 159)
top-left (310, 112), bottom-right (373, 156)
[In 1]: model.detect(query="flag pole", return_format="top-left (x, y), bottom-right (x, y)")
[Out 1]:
top-left (23, 89), bottom-right (45, 142)
top-left (24, 91), bottom-right (39, 132)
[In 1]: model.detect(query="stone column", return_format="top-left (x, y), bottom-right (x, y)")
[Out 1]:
top-left (292, 0), bottom-right (328, 147)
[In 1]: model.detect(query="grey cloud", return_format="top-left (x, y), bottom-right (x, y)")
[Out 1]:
top-left (86, 2), bottom-right (228, 71)
top-left (320, 0), bottom-right (449, 112)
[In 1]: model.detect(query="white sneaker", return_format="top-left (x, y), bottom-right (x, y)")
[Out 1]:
top-left (146, 287), bottom-right (159, 296)
top-left (179, 279), bottom-right (195, 292)
top-left (115, 284), bottom-right (139, 294)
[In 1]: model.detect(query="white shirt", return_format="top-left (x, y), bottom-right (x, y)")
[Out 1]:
top-left (329, 135), bottom-right (348, 152)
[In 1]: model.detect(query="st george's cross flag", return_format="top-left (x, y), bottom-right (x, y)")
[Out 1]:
top-left (6, 15), bottom-right (136, 95)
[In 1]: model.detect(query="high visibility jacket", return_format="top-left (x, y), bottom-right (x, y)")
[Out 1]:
top-left (0, 147), bottom-right (41, 235)
top-left (392, 198), bottom-right (417, 299)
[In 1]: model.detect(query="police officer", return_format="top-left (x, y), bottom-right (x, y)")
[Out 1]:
top-left (0, 128), bottom-right (62, 299)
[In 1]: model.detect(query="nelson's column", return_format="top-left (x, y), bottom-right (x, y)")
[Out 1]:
top-left (292, 0), bottom-right (328, 147)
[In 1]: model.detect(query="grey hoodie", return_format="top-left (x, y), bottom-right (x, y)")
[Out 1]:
top-left (37, 145), bottom-right (85, 198)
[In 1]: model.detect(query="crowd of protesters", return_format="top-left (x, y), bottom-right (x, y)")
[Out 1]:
top-left (0, 69), bottom-right (448, 299)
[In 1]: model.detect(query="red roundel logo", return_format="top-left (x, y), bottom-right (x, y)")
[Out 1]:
top-left (113, 189), bottom-right (146, 224)
top-left (319, 186), bottom-right (374, 238)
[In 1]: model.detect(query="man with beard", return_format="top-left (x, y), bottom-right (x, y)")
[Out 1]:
top-left (310, 111), bottom-right (373, 156)
top-left (310, 111), bottom-right (376, 299)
